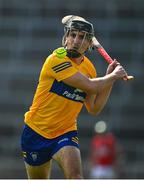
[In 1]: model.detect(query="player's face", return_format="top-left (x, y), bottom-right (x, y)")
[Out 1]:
top-left (66, 29), bottom-right (91, 55)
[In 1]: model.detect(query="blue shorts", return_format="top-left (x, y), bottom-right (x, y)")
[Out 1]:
top-left (21, 125), bottom-right (79, 166)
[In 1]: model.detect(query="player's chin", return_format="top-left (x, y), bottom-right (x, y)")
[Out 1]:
top-left (66, 48), bottom-right (82, 58)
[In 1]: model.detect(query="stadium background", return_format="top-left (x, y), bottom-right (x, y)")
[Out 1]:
top-left (0, 0), bottom-right (143, 178)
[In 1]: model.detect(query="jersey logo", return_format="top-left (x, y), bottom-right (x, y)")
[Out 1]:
top-left (72, 137), bottom-right (79, 144)
top-left (30, 152), bottom-right (38, 162)
top-left (52, 62), bottom-right (72, 73)
top-left (22, 151), bottom-right (27, 158)
top-left (58, 138), bottom-right (69, 144)
top-left (50, 80), bottom-right (86, 103)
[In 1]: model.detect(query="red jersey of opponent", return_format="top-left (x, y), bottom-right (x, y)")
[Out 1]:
top-left (91, 133), bottom-right (116, 166)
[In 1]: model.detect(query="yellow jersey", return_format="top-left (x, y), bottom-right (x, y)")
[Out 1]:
top-left (25, 48), bottom-right (97, 139)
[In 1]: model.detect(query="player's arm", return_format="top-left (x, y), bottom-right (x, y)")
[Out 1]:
top-left (84, 60), bottom-right (119, 115)
top-left (63, 71), bottom-right (114, 94)
top-left (84, 84), bottom-right (113, 115)
top-left (63, 64), bottom-right (126, 94)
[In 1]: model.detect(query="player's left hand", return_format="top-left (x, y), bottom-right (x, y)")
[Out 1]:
top-left (106, 59), bottom-right (120, 75)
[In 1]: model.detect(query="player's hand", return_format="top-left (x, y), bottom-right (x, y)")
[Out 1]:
top-left (111, 64), bottom-right (128, 80)
top-left (106, 59), bottom-right (120, 75)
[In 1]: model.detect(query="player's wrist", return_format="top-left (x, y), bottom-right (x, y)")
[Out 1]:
top-left (106, 73), bottom-right (117, 83)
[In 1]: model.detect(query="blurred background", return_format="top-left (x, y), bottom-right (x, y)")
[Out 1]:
top-left (0, 0), bottom-right (144, 178)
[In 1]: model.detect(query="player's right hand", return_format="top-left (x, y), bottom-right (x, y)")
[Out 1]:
top-left (111, 64), bottom-right (128, 80)
top-left (106, 59), bottom-right (120, 75)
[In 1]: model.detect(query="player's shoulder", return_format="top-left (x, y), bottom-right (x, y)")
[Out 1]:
top-left (45, 47), bottom-right (70, 64)
top-left (53, 47), bottom-right (67, 58)
top-left (84, 56), bottom-right (97, 77)
top-left (84, 56), bottom-right (95, 68)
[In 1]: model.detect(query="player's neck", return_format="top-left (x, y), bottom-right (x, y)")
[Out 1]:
top-left (71, 55), bottom-right (84, 65)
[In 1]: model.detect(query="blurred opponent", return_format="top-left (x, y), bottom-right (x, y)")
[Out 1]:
top-left (89, 121), bottom-right (123, 179)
